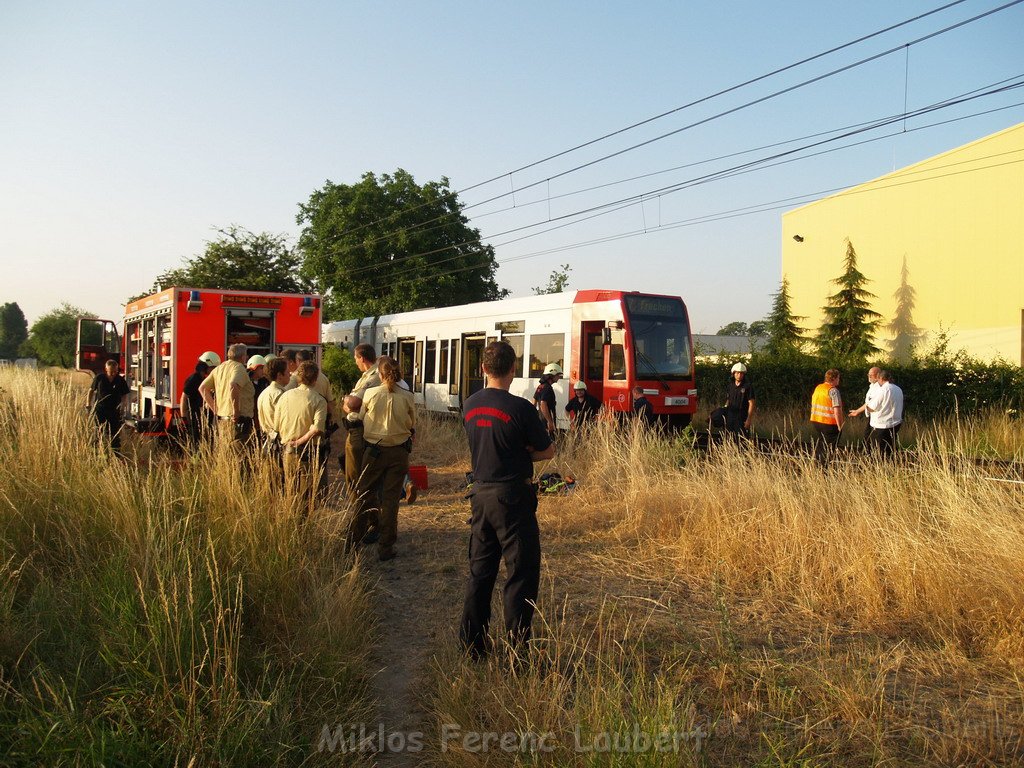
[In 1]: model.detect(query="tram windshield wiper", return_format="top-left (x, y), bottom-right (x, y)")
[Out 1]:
top-left (635, 349), bottom-right (671, 391)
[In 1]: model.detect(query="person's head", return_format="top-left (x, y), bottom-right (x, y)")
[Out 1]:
top-left (824, 368), bottom-right (841, 386)
top-left (482, 341), bottom-right (516, 385)
top-left (296, 349), bottom-right (314, 363)
top-left (104, 359), bottom-right (119, 379)
top-left (378, 356), bottom-right (402, 392)
top-left (353, 343), bottom-right (376, 372)
top-left (281, 348), bottom-right (298, 372)
top-left (868, 366), bottom-right (881, 383)
top-left (227, 343), bottom-right (247, 364)
top-left (194, 361), bottom-right (211, 377)
top-left (247, 354), bottom-right (267, 378)
top-left (267, 357), bottom-right (289, 384)
top-left (297, 361), bottom-right (319, 387)
top-left (878, 369), bottom-right (892, 383)
top-left (632, 385), bottom-right (644, 400)
top-left (731, 362), bottom-right (747, 382)
top-left (543, 363), bottom-right (564, 382)
top-left (573, 381), bottom-right (587, 398)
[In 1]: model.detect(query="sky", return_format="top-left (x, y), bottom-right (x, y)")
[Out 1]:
top-left (1, 0), bottom-right (1022, 333)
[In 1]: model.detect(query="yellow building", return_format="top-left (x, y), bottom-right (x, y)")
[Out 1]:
top-left (782, 122), bottom-right (1024, 364)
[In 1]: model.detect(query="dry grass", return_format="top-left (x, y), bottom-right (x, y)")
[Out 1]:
top-left (0, 369), bottom-right (375, 766)
top-left (416, 416), bottom-right (1024, 766)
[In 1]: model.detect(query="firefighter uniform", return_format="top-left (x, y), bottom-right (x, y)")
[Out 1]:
top-left (344, 363), bottom-right (381, 492)
top-left (348, 383), bottom-right (416, 559)
top-left (257, 379), bottom-right (289, 452)
top-left (276, 384), bottom-right (328, 514)
top-left (200, 358), bottom-right (255, 451)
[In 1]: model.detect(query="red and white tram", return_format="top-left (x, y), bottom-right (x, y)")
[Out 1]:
top-left (324, 289), bottom-right (697, 429)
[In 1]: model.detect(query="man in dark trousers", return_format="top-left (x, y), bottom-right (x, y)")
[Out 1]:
top-left (461, 341), bottom-right (555, 660)
top-left (89, 359), bottom-right (130, 453)
top-left (709, 362), bottom-right (755, 438)
top-left (632, 385), bottom-right (656, 427)
top-left (564, 380), bottom-right (602, 429)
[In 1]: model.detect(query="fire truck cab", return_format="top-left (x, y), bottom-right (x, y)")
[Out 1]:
top-left (77, 287), bottom-right (322, 434)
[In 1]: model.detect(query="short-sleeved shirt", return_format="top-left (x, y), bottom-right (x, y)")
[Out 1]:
top-left (275, 385), bottom-right (328, 443)
top-left (464, 387), bottom-right (552, 484)
top-left (257, 381), bottom-right (289, 437)
top-left (91, 373), bottom-right (130, 418)
top-left (633, 396), bottom-right (656, 426)
top-left (870, 382), bottom-right (904, 429)
top-left (182, 372), bottom-right (205, 418)
top-left (565, 392), bottom-right (602, 424)
top-left (533, 375), bottom-right (557, 418)
top-left (360, 384), bottom-right (416, 447)
top-left (726, 379), bottom-right (755, 414)
top-left (346, 363), bottom-right (381, 422)
top-left (200, 360), bottom-right (255, 419)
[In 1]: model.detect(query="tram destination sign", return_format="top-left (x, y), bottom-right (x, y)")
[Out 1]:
top-left (625, 295), bottom-right (682, 318)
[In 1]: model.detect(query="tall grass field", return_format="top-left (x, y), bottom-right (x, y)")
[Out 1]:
top-left (2, 367), bottom-right (1023, 766)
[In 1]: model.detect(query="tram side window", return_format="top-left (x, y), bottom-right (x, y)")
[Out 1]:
top-left (438, 341), bottom-right (449, 385)
top-left (529, 333), bottom-right (564, 377)
top-left (424, 340), bottom-right (437, 385)
top-left (608, 328), bottom-right (626, 380)
top-left (502, 334), bottom-right (525, 377)
top-left (448, 339), bottom-right (459, 395)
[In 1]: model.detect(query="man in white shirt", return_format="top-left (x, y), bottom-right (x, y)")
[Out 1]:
top-left (848, 366), bottom-right (882, 442)
top-left (869, 369), bottom-right (904, 457)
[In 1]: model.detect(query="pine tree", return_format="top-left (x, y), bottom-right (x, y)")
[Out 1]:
top-left (816, 239), bottom-right (882, 360)
top-left (886, 255), bottom-right (921, 364)
top-left (763, 277), bottom-right (805, 355)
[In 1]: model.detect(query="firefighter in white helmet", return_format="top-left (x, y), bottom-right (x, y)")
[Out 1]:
top-left (533, 362), bottom-right (563, 437)
top-left (709, 362), bottom-right (755, 438)
top-left (180, 351), bottom-right (220, 449)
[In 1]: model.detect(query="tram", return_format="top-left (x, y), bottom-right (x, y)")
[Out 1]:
top-left (324, 289), bottom-right (696, 429)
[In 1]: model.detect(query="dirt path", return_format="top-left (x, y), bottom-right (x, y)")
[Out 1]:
top-left (360, 468), bottom-right (468, 766)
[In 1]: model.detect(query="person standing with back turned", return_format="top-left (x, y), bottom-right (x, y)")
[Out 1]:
top-left (461, 341), bottom-right (555, 660)
top-left (809, 368), bottom-right (845, 466)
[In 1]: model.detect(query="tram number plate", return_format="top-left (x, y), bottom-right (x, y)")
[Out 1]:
top-left (664, 396), bottom-right (689, 406)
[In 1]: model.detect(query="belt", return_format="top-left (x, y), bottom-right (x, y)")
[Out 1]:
top-left (218, 415), bottom-right (253, 421)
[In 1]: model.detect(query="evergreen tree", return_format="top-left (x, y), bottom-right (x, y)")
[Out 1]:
top-left (886, 255), bottom-right (921, 364)
top-left (0, 302), bottom-right (29, 359)
top-left (763, 277), bottom-right (805, 355)
top-left (816, 239), bottom-right (882, 360)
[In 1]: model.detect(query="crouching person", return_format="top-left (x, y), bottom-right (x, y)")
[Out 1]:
top-left (277, 361), bottom-right (328, 518)
top-left (347, 357), bottom-right (415, 561)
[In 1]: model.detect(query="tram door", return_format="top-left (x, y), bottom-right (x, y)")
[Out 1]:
top-left (580, 321), bottom-right (605, 405)
top-left (397, 337), bottom-right (415, 391)
top-left (461, 334), bottom-right (486, 403)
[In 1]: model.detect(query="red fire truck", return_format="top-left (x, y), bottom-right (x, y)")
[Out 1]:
top-left (76, 287), bottom-right (322, 434)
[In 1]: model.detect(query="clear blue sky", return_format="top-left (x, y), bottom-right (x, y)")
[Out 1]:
top-left (2, 0), bottom-right (1021, 333)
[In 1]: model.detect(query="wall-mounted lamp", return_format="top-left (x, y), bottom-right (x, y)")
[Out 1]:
top-left (793, 235), bottom-right (805, 242)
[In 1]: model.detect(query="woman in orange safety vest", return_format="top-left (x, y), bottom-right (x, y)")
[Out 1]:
top-left (809, 369), bottom-right (845, 465)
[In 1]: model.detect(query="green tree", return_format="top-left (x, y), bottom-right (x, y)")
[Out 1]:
top-left (887, 255), bottom-right (921, 364)
top-left (532, 264), bottom-right (572, 295)
top-left (716, 321), bottom-right (749, 336)
top-left (816, 239), bottom-right (882, 360)
top-left (747, 320), bottom-right (769, 338)
top-left (297, 169), bottom-right (507, 320)
top-left (26, 303), bottom-right (96, 368)
top-left (145, 226), bottom-right (306, 297)
top-left (763, 277), bottom-right (805, 355)
top-left (0, 302), bottom-right (29, 359)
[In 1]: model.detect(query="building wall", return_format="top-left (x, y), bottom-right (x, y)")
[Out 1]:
top-left (782, 122), bottom-right (1024, 363)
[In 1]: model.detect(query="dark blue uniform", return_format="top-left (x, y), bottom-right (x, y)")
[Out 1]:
top-left (564, 391), bottom-right (602, 426)
top-left (461, 387), bottom-right (552, 658)
top-left (90, 372), bottom-right (130, 451)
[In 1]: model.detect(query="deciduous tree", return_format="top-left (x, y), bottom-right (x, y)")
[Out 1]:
top-left (297, 169), bottom-right (507, 320)
top-left (26, 303), bottom-right (96, 368)
top-left (716, 321), bottom-right (749, 336)
top-left (532, 264), bottom-right (572, 295)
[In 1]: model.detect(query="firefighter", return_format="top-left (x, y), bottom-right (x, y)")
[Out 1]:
top-left (199, 343), bottom-right (255, 454)
top-left (257, 357), bottom-right (291, 472)
top-left (534, 363), bottom-right (563, 437)
top-left (180, 351), bottom-right (219, 449)
top-left (276, 360), bottom-right (328, 516)
top-left (564, 380), bottom-right (602, 428)
top-left (347, 357), bottom-right (416, 560)
top-left (709, 362), bottom-right (755, 438)
top-left (89, 359), bottom-right (130, 453)
top-left (342, 343), bottom-right (381, 494)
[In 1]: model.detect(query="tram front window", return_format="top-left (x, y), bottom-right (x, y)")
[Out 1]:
top-left (624, 295), bottom-right (692, 380)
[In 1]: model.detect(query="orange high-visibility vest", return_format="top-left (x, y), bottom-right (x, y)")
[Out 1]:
top-left (810, 382), bottom-right (839, 424)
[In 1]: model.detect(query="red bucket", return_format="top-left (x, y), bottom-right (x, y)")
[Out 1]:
top-left (408, 464), bottom-right (428, 490)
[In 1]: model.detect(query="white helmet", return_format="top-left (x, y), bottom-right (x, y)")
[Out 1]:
top-left (573, 380), bottom-right (587, 391)
top-left (263, 352), bottom-right (276, 363)
top-left (543, 363), bottom-right (563, 376)
top-left (199, 351), bottom-right (221, 367)
top-left (731, 362), bottom-right (747, 373)
top-left (247, 354), bottom-right (267, 369)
